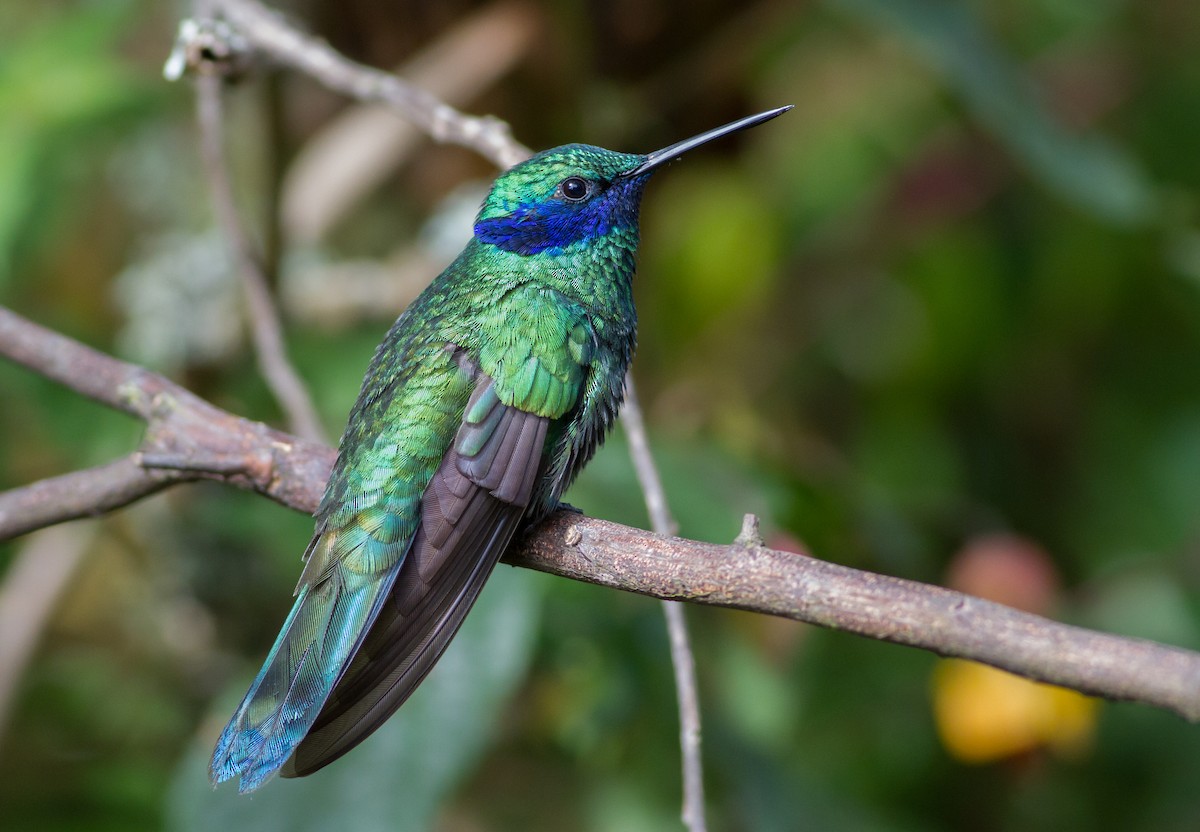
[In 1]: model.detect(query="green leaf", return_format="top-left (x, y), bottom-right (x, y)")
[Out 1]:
top-left (167, 567), bottom-right (544, 832)
top-left (830, 0), bottom-right (1156, 224)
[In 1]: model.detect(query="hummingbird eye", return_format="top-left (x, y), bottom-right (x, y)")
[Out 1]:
top-left (559, 176), bottom-right (592, 202)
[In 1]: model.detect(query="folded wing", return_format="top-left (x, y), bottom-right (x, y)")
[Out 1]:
top-left (282, 371), bottom-right (549, 778)
top-left (210, 361), bottom-right (549, 791)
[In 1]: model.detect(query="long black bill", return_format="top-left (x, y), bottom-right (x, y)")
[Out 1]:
top-left (616, 105), bottom-right (793, 179)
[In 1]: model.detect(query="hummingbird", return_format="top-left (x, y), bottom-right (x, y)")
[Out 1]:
top-left (210, 105), bottom-right (791, 792)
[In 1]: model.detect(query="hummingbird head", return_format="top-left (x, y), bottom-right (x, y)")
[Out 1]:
top-left (474, 145), bottom-right (647, 257)
top-left (474, 106), bottom-right (792, 258)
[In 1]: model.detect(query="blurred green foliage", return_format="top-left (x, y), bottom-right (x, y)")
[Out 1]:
top-left (2, 0), bottom-right (1200, 830)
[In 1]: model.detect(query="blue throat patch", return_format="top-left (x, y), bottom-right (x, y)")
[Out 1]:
top-left (475, 178), bottom-right (646, 256)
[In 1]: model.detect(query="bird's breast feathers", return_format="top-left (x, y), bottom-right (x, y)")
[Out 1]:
top-left (469, 283), bottom-right (594, 420)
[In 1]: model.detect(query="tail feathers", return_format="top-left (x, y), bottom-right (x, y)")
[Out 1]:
top-left (210, 565), bottom-right (399, 793)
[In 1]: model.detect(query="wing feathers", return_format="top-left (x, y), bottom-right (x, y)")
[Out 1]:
top-left (280, 373), bottom-right (550, 778)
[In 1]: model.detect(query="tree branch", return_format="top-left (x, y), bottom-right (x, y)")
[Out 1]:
top-left (2, 303), bottom-right (1200, 724)
top-left (180, 0), bottom-right (532, 169)
top-left (513, 513), bottom-right (1200, 722)
top-left (0, 305), bottom-right (162, 419)
top-left (0, 305), bottom-right (332, 530)
top-left (0, 456), bottom-right (182, 540)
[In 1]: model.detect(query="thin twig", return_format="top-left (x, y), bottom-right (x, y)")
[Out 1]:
top-left (206, 0), bottom-right (531, 168)
top-left (280, 0), bottom-right (538, 243)
top-left (193, 72), bottom-right (327, 444)
top-left (622, 376), bottom-right (679, 537)
top-left (3, 306), bottom-right (1200, 722)
top-left (0, 456), bottom-right (184, 540)
top-left (624, 374), bottom-right (707, 832)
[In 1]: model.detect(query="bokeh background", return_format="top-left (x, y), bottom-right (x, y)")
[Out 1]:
top-left (2, 0), bottom-right (1200, 829)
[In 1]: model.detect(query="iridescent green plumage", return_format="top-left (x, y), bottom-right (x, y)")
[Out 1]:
top-left (211, 107), bottom-right (790, 792)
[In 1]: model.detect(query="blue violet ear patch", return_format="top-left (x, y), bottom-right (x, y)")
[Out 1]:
top-left (475, 176), bottom-right (647, 256)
